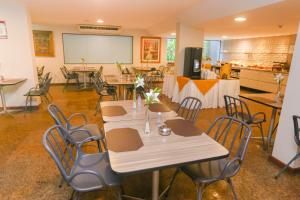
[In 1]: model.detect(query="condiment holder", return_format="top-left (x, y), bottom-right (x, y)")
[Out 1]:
top-left (158, 125), bottom-right (171, 136)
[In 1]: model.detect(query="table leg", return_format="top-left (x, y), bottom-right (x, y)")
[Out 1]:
top-left (267, 108), bottom-right (277, 152)
top-left (123, 85), bottom-right (126, 100)
top-left (0, 86), bottom-right (7, 113)
top-left (152, 170), bottom-right (159, 200)
top-left (83, 72), bottom-right (87, 89)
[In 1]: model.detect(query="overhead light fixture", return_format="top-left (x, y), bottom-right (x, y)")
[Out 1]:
top-left (234, 16), bottom-right (247, 22)
top-left (222, 35), bottom-right (228, 39)
top-left (97, 19), bottom-right (104, 23)
top-left (171, 32), bottom-right (176, 36)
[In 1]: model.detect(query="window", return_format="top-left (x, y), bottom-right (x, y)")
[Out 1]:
top-left (202, 40), bottom-right (221, 65)
top-left (166, 38), bottom-right (176, 62)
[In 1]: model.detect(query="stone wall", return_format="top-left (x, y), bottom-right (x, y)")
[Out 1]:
top-left (221, 35), bottom-right (296, 68)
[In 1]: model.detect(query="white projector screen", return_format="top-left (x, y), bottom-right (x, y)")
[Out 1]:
top-left (62, 33), bottom-right (133, 64)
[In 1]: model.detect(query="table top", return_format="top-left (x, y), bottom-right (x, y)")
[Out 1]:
top-left (0, 78), bottom-right (27, 86)
top-left (133, 67), bottom-right (153, 72)
top-left (70, 67), bottom-right (96, 72)
top-left (104, 119), bottom-right (229, 174)
top-left (101, 100), bottom-right (177, 122)
top-left (239, 93), bottom-right (282, 109)
top-left (105, 75), bottom-right (134, 85)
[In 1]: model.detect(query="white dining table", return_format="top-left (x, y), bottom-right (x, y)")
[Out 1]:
top-left (102, 100), bottom-right (229, 200)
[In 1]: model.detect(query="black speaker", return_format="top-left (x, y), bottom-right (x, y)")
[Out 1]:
top-left (183, 47), bottom-right (202, 79)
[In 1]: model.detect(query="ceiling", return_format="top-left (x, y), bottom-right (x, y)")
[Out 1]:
top-left (19, 0), bottom-right (300, 38)
top-left (203, 0), bottom-right (300, 39)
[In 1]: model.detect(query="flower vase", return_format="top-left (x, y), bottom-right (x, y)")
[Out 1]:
top-left (145, 105), bottom-right (150, 134)
top-left (275, 82), bottom-right (282, 102)
top-left (133, 89), bottom-right (137, 109)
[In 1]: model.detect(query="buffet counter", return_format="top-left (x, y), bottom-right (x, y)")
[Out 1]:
top-left (240, 68), bottom-right (288, 93)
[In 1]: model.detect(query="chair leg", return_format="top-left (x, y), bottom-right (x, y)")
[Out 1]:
top-left (258, 123), bottom-right (266, 149)
top-left (95, 97), bottom-right (101, 116)
top-left (274, 153), bottom-right (300, 179)
top-left (196, 183), bottom-right (205, 200)
top-left (25, 96), bottom-right (29, 112)
top-left (160, 168), bottom-right (180, 199)
top-left (76, 78), bottom-right (80, 88)
top-left (96, 140), bottom-right (101, 152)
top-left (70, 190), bottom-right (80, 200)
top-left (226, 178), bottom-right (238, 200)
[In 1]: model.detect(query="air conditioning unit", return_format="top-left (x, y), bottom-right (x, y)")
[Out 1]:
top-left (77, 24), bottom-right (121, 34)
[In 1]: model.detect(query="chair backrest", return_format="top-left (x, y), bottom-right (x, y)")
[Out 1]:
top-left (176, 97), bottom-right (202, 122)
top-left (42, 125), bottom-right (75, 181)
top-left (48, 104), bottom-right (70, 129)
top-left (207, 116), bottom-right (252, 177)
top-left (60, 66), bottom-right (68, 79)
top-left (293, 115), bottom-right (300, 146)
top-left (37, 66), bottom-right (45, 77)
top-left (39, 72), bottom-right (51, 87)
top-left (224, 95), bottom-right (252, 123)
top-left (92, 76), bottom-right (104, 96)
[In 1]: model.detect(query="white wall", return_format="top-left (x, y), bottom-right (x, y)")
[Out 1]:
top-left (33, 24), bottom-right (168, 83)
top-left (0, 1), bottom-right (37, 107)
top-left (175, 23), bottom-right (204, 75)
top-left (272, 23), bottom-right (300, 168)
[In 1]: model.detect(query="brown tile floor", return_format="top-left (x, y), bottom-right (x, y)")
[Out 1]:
top-left (0, 85), bottom-right (300, 200)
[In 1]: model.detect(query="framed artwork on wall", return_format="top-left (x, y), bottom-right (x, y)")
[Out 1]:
top-left (0, 21), bottom-right (8, 39)
top-left (33, 30), bottom-right (55, 57)
top-left (140, 36), bottom-right (161, 63)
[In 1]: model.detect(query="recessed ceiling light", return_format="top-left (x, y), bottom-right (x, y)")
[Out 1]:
top-left (234, 16), bottom-right (247, 22)
top-left (222, 35), bottom-right (228, 39)
top-left (171, 32), bottom-right (176, 36)
top-left (97, 19), bottom-right (104, 23)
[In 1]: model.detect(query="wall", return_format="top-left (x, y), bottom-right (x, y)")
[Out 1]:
top-left (221, 35), bottom-right (296, 68)
top-left (0, 1), bottom-right (37, 107)
top-left (175, 23), bottom-right (204, 76)
top-left (272, 24), bottom-right (300, 168)
top-left (33, 24), bottom-right (167, 83)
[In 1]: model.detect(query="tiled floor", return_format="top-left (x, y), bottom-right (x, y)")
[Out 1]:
top-left (0, 85), bottom-right (300, 200)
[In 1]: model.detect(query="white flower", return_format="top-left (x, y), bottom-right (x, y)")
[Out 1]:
top-left (144, 88), bottom-right (161, 105)
top-left (135, 76), bottom-right (144, 88)
top-left (274, 73), bottom-right (284, 83)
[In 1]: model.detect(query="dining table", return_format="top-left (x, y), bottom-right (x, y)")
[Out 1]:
top-left (101, 100), bottom-right (229, 200)
top-left (0, 78), bottom-right (27, 115)
top-left (239, 93), bottom-right (282, 152)
top-left (104, 75), bottom-right (135, 100)
top-left (70, 67), bottom-right (96, 89)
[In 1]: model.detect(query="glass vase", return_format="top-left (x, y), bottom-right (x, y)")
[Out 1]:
top-left (145, 105), bottom-right (150, 134)
top-left (275, 82), bottom-right (282, 102)
top-left (133, 89), bottom-right (137, 109)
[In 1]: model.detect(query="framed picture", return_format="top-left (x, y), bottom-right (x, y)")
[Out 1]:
top-left (0, 21), bottom-right (8, 39)
top-left (33, 30), bottom-right (55, 57)
top-left (140, 36), bottom-right (161, 63)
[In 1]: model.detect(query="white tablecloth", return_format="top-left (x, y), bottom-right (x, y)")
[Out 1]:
top-left (163, 75), bottom-right (240, 108)
top-left (162, 74), bottom-right (175, 98)
top-left (218, 79), bottom-right (240, 107)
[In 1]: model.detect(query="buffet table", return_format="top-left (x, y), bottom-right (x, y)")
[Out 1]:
top-left (163, 75), bottom-right (240, 108)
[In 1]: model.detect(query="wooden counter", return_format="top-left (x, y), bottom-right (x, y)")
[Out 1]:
top-left (240, 69), bottom-right (288, 93)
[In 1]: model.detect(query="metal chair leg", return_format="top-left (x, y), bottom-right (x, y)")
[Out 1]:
top-left (196, 183), bottom-right (205, 200)
top-left (159, 168), bottom-right (180, 199)
top-left (274, 153), bottom-right (300, 179)
top-left (226, 178), bottom-right (238, 200)
top-left (258, 123), bottom-right (266, 149)
top-left (95, 97), bottom-right (101, 116)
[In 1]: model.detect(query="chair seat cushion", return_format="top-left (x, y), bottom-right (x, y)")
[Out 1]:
top-left (237, 112), bottom-right (265, 124)
top-left (70, 124), bottom-right (104, 143)
top-left (180, 158), bottom-right (237, 183)
top-left (70, 152), bottom-right (120, 192)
